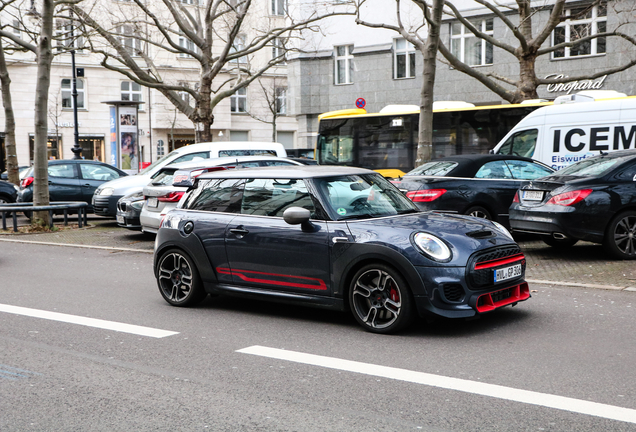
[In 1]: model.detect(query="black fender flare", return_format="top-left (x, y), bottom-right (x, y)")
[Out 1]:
top-left (154, 229), bottom-right (218, 285)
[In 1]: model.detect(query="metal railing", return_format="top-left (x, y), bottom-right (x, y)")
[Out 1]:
top-left (0, 202), bottom-right (89, 232)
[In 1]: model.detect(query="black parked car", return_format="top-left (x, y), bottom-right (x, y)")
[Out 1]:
top-left (392, 155), bottom-right (554, 227)
top-left (0, 179), bottom-right (19, 207)
top-left (154, 166), bottom-right (530, 334)
top-left (18, 160), bottom-right (127, 211)
top-left (510, 150), bottom-right (636, 259)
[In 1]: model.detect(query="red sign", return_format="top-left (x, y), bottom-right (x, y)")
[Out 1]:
top-left (356, 98), bottom-right (366, 109)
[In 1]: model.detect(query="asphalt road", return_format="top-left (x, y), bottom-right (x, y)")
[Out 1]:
top-left (1, 242), bottom-right (636, 431)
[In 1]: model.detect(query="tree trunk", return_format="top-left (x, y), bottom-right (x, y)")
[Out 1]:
top-left (417, 0), bottom-right (444, 166)
top-left (272, 113), bottom-right (277, 143)
top-left (194, 77), bottom-right (214, 143)
top-left (517, 55), bottom-right (539, 102)
top-left (0, 41), bottom-right (19, 186)
top-left (32, 0), bottom-right (56, 226)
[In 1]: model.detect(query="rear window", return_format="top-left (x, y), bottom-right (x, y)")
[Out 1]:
top-left (151, 169), bottom-right (178, 186)
top-left (556, 155), bottom-right (632, 178)
top-left (183, 178), bottom-right (244, 213)
top-left (404, 161), bottom-right (458, 177)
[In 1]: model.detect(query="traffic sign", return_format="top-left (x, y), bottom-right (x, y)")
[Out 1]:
top-left (356, 98), bottom-right (366, 109)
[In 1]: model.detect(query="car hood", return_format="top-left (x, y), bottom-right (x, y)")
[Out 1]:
top-left (96, 174), bottom-right (153, 196)
top-left (344, 212), bottom-right (517, 267)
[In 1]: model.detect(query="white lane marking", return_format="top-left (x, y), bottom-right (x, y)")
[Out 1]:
top-left (0, 304), bottom-right (178, 338)
top-left (238, 345), bottom-right (636, 424)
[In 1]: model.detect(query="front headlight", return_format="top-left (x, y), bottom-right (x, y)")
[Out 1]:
top-left (491, 221), bottom-right (513, 239)
top-left (100, 187), bottom-right (114, 196)
top-left (412, 232), bottom-right (452, 261)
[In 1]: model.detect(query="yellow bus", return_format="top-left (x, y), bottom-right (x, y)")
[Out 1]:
top-left (316, 101), bottom-right (552, 177)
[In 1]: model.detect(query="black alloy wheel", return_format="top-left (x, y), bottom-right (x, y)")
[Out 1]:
top-left (542, 236), bottom-right (578, 248)
top-left (604, 211), bottom-right (636, 260)
top-left (465, 206), bottom-right (492, 220)
top-left (157, 249), bottom-right (207, 306)
top-left (349, 263), bottom-right (414, 334)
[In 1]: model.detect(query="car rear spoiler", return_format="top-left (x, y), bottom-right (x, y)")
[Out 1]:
top-left (172, 166), bottom-right (227, 187)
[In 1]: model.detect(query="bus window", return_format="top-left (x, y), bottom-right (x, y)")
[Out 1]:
top-left (497, 129), bottom-right (538, 158)
top-left (317, 119), bottom-right (354, 165)
top-left (357, 115), bottom-right (413, 170)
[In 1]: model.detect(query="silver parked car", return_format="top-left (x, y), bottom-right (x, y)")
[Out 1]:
top-left (139, 156), bottom-right (303, 233)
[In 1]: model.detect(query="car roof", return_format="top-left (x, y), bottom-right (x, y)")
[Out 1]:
top-left (48, 159), bottom-right (107, 164)
top-left (410, 154), bottom-right (541, 177)
top-left (162, 156), bottom-right (302, 171)
top-left (198, 165), bottom-right (373, 180)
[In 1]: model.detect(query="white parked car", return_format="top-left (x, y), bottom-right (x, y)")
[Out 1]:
top-left (93, 141), bottom-right (287, 217)
top-left (139, 156), bottom-right (303, 234)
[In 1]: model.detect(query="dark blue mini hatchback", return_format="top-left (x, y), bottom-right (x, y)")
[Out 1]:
top-left (154, 166), bottom-right (530, 333)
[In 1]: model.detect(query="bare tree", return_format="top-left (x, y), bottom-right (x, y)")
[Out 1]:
top-left (245, 77), bottom-right (287, 143)
top-left (439, 0), bottom-right (636, 103)
top-left (73, 0), bottom-right (355, 143)
top-left (356, 0), bottom-right (444, 165)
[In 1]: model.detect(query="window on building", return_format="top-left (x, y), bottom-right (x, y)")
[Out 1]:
top-left (61, 78), bottom-right (85, 109)
top-left (450, 18), bottom-right (493, 66)
top-left (179, 0), bottom-right (197, 4)
top-left (55, 19), bottom-right (84, 53)
top-left (230, 34), bottom-right (247, 64)
top-left (393, 38), bottom-right (416, 79)
top-left (552, 3), bottom-right (607, 58)
top-left (334, 45), bottom-right (353, 85)
top-left (121, 81), bottom-right (143, 102)
top-left (179, 82), bottom-right (191, 106)
top-left (275, 87), bottom-right (286, 114)
top-left (272, 37), bottom-right (286, 63)
top-left (118, 25), bottom-right (142, 56)
top-left (271, 0), bottom-right (286, 16)
top-left (231, 87), bottom-right (247, 113)
top-left (179, 33), bottom-right (197, 58)
top-left (11, 19), bottom-right (20, 38)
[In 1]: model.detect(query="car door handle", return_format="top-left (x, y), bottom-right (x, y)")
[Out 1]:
top-left (82, 184), bottom-right (92, 187)
top-left (230, 227), bottom-right (249, 235)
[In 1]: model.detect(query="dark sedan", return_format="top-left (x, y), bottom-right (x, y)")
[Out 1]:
top-left (510, 150), bottom-right (636, 259)
top-left (18, 160), bottom-right (127, 211)
top-left (0, 179), bottom-right (19, 206)
top-left (154, 166), bottom-right (530, 334)
top-left (392, 155), bottom-right (554, 226)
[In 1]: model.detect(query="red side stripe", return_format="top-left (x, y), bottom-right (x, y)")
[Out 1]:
top-left (474, 253), bottom-right (525, 270)
top-left (216, 267), bottom-right (327, 291)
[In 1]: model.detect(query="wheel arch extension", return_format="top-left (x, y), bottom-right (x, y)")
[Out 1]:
top-left (154, 231), bottom-right (218, 284)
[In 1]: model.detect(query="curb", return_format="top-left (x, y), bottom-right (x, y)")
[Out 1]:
top-left (0, 238), bottom-right (153, 254)
top-left (527, 279), bottom-right (636, 292)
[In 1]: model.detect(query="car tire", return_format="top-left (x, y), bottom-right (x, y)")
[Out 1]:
top-left (542, 236), bottom-right (578, 248)
top-left (603, 211), bottom-right (636, 260)
top-left (465, 206), bottom-right (492, 220)
top-left (156, 248), bottom-right (207, 306)
top-left (349, 263), bottom-right (414, 334)
top-left (0, 195), bottom-right (13, 217)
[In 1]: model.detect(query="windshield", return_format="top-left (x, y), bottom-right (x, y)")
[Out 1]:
top-left (555, 155), bottom-right (631, 178)
top-left (315, 174), bottom-right (418, 220)
top-left (139, 151), bottom-right (177, 175)
top-left (405, 161), bottom-right (458, 176)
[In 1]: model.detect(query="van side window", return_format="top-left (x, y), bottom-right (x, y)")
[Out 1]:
top-left (184, 178), bottom-right (245, 213)
top-left (172, 151), bottom-right (210, 164)
top-left (497, 129), bottom-right (538, 158)
top-left (218, 150), bottom-right (277, 157)
top-left (241, 178), bottom-right (315, 217)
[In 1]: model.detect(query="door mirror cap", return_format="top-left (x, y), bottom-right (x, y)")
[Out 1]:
top-left (283, 207), bottom-right (311, 225)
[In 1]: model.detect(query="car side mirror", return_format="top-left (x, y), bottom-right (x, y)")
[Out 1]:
top-left (283, 207), bottom-right (311, 225)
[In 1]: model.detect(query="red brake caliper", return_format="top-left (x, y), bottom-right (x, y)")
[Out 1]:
top-left (389, 284), bottom-right (399, 302)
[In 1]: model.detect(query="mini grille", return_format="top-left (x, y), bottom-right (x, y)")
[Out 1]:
top-left (469, 245), bottom-right (524, 288)
top-left (443, 284), bottom-right (465, 302)
top-left (491, 288), bottom-right (512, 303)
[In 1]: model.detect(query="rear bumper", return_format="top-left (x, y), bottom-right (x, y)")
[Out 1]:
top-left (509, 204), bottom-right (604, 243)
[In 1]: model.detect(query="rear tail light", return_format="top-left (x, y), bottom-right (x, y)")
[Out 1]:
top-left (21, 176), bottom-right (34, 188)
top-left (546, 189), bottom-right (592, 206)
top-left (157, 191), bottom-right (185, 202)
top-left (512, 191), bottom-right (519, 203)
top-left (406, 189), bottom-right (447, 202)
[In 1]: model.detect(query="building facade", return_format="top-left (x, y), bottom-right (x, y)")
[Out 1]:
top-left (287, 0), bottom-right (636, 149)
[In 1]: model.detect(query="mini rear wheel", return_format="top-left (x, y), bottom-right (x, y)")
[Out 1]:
top-left (604, 211), bottom-right (636, 260)
top-left (349, 263), bottom-right (414, 334)
top-left (156, 248), bottom-right (207, 306)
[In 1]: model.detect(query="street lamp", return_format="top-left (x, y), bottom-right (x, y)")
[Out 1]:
top-left (68, 9), bottom-right (82, 160)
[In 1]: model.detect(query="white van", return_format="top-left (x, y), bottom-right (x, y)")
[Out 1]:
top-left (93, 141), bottom-right (287, 216)
top-left (493, 94), bottom-right (636, 170)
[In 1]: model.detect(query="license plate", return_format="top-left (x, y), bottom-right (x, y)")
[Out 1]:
top-left (147, 197), bottom-right (158, 208)
top-left (522, 190), bottom-right (543, 201)
top-left (494, 264), bottom-right (522, 283)
top-left (116, 215), bottom-right (124, 224)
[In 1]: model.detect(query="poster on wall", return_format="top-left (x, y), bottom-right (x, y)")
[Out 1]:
top-left (119, 106), bottom-right (138, 173)
top-left (109, 106), bottom-right (118, 167)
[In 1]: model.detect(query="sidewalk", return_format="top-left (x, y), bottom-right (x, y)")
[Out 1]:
top-left (2, 216), bottom-right (635, 290)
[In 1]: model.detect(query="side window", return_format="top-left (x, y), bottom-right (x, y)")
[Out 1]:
top-left (218, 149), bottom-right (277, 157)
top-left (614, 163), bottom-right (636, 182)
top-left (475, 161), bottom-right (514, 179)
top-left (184, 178), bottom-right (244, 213)
top-left (497, 129), bottom-right (538, 158)
top-left (260, 160), bottom-right (296, 166)
top-left (505, 160), bottom-right (553, 180)
top-left (241, 178), bottom-right (315, 217)
top-left (48, 164), bottom-right (76, 179)
top-left (172, 151), bottom-right (210, 164)
top-left (80, 164), bottom-right (121, 181)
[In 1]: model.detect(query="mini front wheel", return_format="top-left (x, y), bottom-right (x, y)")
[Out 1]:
top-left (156, 249), bottom-right (207, 306)
top-left (349, 264), bottom-right (414, 334)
